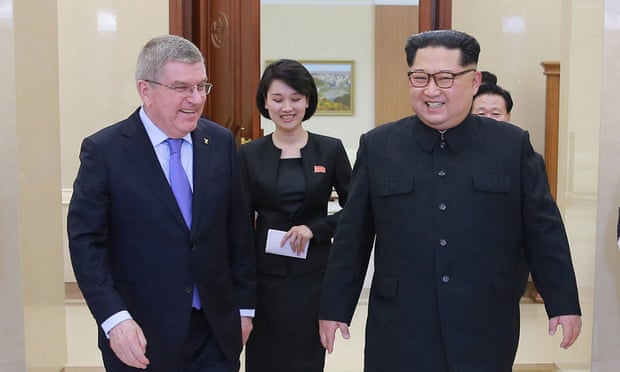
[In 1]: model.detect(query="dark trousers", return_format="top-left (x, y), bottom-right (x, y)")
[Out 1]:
top-left (183, 308), bottom-right (240, 372)
top-left (101, 309), bottom-right (239, 371)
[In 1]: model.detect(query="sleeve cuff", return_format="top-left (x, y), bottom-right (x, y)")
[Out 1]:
top-left (101, 310), bottom-right (132, 338)
top-left (240, 309), bottom-right (255, 318)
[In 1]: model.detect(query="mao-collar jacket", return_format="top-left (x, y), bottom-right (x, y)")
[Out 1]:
top-left (320, 114), bottom-right (581, 371)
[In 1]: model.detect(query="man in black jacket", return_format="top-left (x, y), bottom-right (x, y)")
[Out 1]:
top-left (319, 29), bottom-right (581, 372)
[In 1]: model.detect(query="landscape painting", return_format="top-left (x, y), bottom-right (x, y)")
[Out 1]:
top-left (302, 61), bottom-right (354, 115)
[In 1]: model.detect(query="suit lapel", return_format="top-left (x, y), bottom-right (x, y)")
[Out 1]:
top-left (120, 111), bottom-right (189, 231)
top-left (264, 136), bottom-right (283, 201)
top-left (190, 123), bottom-right (215, 236)
top-left (298, 135), bottom-right (320, 216)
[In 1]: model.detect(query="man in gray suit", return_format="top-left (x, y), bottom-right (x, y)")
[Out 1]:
top-left (319, 29), bottom-right (581, 372)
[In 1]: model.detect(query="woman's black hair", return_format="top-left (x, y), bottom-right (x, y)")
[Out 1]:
top-left (255, 59), bottom-right (318, 121)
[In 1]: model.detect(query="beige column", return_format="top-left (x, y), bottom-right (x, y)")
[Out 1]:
top-left (553, 1), bottom-right (602, 367)
top-left (591, 1), bottom-right (620, 370)
top-left (0, 0), bottom-right (67, 370)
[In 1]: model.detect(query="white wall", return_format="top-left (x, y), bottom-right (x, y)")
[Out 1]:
top-left (58, 0), bottom-right (169, 281)
top-left (261, 3), bottom-right (377, 161)
top-left (452, 0), bottom-right (563, 154)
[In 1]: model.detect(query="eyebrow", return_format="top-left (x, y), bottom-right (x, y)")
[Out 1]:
top-left (268, 92), bottom-right (303, 97)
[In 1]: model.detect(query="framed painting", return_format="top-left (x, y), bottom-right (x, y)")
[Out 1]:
top-left (302, 60), bottom-right (354, 115)
top-left (265, 60), bottom-right (355, 116)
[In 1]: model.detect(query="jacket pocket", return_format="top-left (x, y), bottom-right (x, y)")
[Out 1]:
top-left (473, 174), bottom-right (511, 193)
top-left (378, 176), bottom-right (414, 197)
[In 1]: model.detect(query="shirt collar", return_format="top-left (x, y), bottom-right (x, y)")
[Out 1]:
top-left (139, 106), bottom-right (193, 146)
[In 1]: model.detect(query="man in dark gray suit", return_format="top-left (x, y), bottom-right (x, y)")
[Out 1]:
top-left (319, 29), bottom-right (581, 372)
top-left (68, 35), bottom-right (255, 371)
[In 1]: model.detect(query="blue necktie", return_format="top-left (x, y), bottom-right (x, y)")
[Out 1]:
top-left (167, 138), bottom-right (201, 309)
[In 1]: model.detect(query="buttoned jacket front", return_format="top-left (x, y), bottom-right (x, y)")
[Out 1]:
top-left (67, 109), bottom-right (255, 370)
top-left (320, 114), bottom-right (581, 372)
top-left (239, 132), bottom-right (351, 276)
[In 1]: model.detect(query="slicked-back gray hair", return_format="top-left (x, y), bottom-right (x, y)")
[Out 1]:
top-left (135, 35), bottom-right (204, 83)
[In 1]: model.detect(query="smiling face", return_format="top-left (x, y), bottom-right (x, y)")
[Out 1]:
top-left (138, 61), bottom-right (207, 138)
top-left (264, 79), bottom-right (309, 133)
top-left (408, 46), bottom-right (481, 131)
top-left (472, 93), bottom-right (511, 122)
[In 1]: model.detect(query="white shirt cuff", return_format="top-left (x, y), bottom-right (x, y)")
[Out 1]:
top-left (101, 310), bottom-right (132, 339)
top-left (617, 236), bottom-right (620, 249)
top-left (102, 308), bottom-right (253, 338)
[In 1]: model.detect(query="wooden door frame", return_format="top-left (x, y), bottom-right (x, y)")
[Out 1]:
top-left (419, 0), bottom-right (452, 31)
top-left (169, 0), bottom-right (191, 37)
top-left (168, 0), bottom-right (261, 142)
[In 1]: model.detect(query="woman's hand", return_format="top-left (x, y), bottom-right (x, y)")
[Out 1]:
top-left (281, 225), bottom-right (313, 255)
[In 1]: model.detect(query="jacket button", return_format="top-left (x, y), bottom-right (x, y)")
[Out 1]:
top-left (439, 203), bottom-right (447, 211)
top-left (438, 170), bottom-right (446, 177)
top-left (185, 286), bottom-right (193, 294)
top-left (442, 275), bottom-right (450, 283)
top-left (439, 239), bottom-right (447, 247)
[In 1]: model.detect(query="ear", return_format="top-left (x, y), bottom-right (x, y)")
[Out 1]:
top-left (471, 70), bottom-right (482, 95)
top-left (137, 80), bottom-right (151, 106)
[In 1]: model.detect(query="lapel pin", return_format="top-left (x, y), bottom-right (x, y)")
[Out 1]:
top-left (314, 165), bottom-right (326, 174)
top-left (203, 137), bottom-right (209, 144)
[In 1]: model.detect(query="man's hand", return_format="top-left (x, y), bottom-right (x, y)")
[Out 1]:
top-left (109, 319), bottom-right (150, 369)
top-left (549, 314), bottom-right (582, 349)
top-left (241, 316), bottom-right (253, 345)
top-left (319, 319), bottom-right (350, 354)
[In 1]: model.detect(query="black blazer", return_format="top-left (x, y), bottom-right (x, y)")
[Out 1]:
top-left (67, 109), bottom-right (255, 370)
top-left (239, 132), bottom-right (351, 276)
top-left (320, 115), bottom-right (581, 371)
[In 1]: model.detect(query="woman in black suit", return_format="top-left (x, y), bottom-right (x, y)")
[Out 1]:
top-left (240, 59), bottom-right (351, 372)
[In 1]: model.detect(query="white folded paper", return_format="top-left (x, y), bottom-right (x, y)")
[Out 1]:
top-left (265, 228), bottom-right (309, 259)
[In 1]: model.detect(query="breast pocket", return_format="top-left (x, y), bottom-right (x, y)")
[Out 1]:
top-left (472, 174), bottom-right (513, 225)
top-left (377, 176), bottom-right (414, 197)
top-left (375, 177), bottom-right (415, 223)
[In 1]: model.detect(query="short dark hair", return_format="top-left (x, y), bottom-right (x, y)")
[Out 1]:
top-left (480, 71), bottom-right (498, 85)
top-left (474, 83), bottom-right (514, 113)
top-left (256, 59), bottom-right (318, 121)
top-left (405, 29), bottom-right (480, 67)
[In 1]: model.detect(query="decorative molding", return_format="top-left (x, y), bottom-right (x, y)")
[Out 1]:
top-left (210, 11), bottom-right (230, 49)
top-left (62, 188), bottom-right (72, 205)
